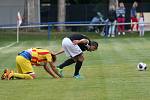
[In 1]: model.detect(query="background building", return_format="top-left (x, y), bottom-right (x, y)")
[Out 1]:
top-left (0, 0), bottom-right (40, 26)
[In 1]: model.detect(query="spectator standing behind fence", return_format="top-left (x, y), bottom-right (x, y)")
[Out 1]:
top-left (108, 5), bottom-right (116, 37)
top-left (131, 1), bottom-right (138, 31)
top-left (116, 2), bottom-right (126, 35)
top-left (138, 12), bottom-right (144, 36)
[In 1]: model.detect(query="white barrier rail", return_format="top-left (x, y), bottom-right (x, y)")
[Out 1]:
top-left (0, 22), bottom-right (150, 29)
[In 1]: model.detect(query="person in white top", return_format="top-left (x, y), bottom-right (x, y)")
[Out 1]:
top-left (138, 12), bottom-right (144, 36)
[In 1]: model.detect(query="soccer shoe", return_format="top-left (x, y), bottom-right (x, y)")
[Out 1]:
top-left (111, 34), bottom-right (115, 37)
top-left (7, 70), bottom-right (14, 80)
top-left (123, 32), bottom-right (125, 35)
top-left (57, 68), bottom-right (64, 77)
top-left (1, 69), bottom-right (10, 80)
top-left (73, 74), bottom-right (81, 79)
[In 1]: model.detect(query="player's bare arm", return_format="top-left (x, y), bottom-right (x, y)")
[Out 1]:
top-left (55, 48), bottom-right (64, 55)
top-left (73, 39), bottom-right (89, 45)
top-left (43, 63), bottom-right (58, 78)
top-left (48, 62), bottom-right (62, 78)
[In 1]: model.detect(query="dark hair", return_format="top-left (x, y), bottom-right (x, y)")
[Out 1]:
top-left (51, 53), bottom-right (56, 62)
top-left (90, 41), bottom-right (98, 49)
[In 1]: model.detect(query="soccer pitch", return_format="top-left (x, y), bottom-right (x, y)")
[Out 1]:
top-left (0, 32), bottom-right (150, 100)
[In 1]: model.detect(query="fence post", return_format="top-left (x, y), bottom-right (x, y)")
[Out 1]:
top-left (48, 23), bottom-right (51, 40)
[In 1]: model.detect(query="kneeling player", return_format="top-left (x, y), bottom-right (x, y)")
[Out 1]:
top-left (1, 48), bottom-right (62, 80)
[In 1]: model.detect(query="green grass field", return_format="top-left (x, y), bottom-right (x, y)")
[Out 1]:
top-left (0, 31), bottom-right (150, 100)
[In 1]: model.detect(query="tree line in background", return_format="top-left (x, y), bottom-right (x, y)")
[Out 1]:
top-left (41, 0), bottom-right (107, 4)
top-left (41, 0), bottom-right (150, 4)
top-left (23, 0), bottom-right (148, 31)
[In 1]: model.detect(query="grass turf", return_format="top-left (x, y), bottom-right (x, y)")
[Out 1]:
top-left (0, 32), bottom-right (150, 100)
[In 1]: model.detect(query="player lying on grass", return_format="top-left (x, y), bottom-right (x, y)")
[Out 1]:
top-left (1, 48), bottom-right (62, 80)
top-left (56, 34), bottom-right (98, 78)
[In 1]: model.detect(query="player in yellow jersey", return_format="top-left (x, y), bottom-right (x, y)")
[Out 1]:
top-left (1, 48), bottom-right (62, 80)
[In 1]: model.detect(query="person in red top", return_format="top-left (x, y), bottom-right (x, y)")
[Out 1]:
top-left (131, 1), bottom-right (138, 31)
top-left (1, 48), bottom-right (62, 80)
top-left (116, 2), bottom-right (126, 35)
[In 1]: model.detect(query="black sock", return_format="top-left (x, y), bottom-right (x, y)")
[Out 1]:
top-left (74, 61), bottom-right (83, 76)
top-left (58, 58), bottom-right (75, 69)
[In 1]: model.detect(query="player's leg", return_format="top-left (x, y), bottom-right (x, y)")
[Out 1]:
top-left (1, 69), bottom-right (10, 80)
top-left (16, 61), bottom-right (23, 73)
top-left (65, 41), bottom-right (83, 77)
top-left (1, 57), bottom-right (24, 80)
top-left (57, 40), bottom-right (75, 69)
top-left (58, 58), bottom-right (75, 69)
top-left (73, 54), bottom-right (84, 78)
top-left (60, 37), bottom-right (82, 67)
top-left (11, 56), bottom-right (35, 80)
top-left (59, 37), bottom-right (83, 77)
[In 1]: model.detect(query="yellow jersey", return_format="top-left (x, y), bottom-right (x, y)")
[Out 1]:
top-left (31, 48), bottom-right (52, 66)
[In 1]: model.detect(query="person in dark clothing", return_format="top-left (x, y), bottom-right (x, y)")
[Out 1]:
top-left (55, 34), bottom-right (98, 78)
top-left (108, 5), bottom-right (117, 37)
top-left (88, 12), bottom-right (104, 33)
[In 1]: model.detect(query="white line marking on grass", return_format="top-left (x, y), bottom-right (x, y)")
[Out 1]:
top-left (0, 42), bottom-right (16, 50)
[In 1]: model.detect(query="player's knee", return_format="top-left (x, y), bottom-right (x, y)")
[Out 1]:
top-left (30, 74), bottom-right (36, 79)
top-left (78, 55), bottom-right (84, 62)
top-left (74, 54), bottom-right (84, 62)
top-left (28, 72), bottom-right (36, 79)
